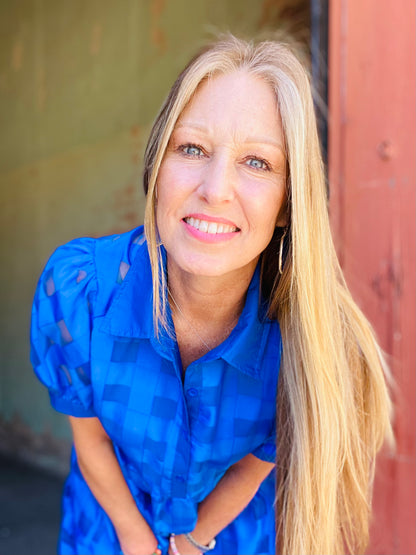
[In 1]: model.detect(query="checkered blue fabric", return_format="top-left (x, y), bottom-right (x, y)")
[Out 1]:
top-left (30, 226), bottom-right (282, 555)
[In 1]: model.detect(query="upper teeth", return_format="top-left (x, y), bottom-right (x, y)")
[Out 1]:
top-left (185, 217), bottom-right (238, 234)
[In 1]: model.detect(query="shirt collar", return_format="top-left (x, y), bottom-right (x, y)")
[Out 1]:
top-left (99, 238), bottom-right (155, 339)
top-left (209, 268), bottom-right (274, 379)
top-left (99, 238), bottom-right (276, 378)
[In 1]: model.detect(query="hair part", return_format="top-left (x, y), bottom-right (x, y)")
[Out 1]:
top-left (143, 34), bottom-right (393, 555)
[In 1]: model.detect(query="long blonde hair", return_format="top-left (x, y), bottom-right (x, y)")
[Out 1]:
top-left (143, 35), bottom-right (393, 555)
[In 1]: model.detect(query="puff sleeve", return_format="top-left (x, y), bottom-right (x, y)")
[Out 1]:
top-left (30, 238), bottom-right (98, 417)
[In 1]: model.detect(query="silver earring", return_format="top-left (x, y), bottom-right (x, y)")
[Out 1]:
top-left (278, 227), bottom-right (288, 275)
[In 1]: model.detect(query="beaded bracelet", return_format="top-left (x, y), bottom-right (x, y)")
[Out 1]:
top-left (169, 534), bottom-right (181, 555)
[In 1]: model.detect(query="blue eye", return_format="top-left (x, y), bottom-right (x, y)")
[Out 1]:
top-left (246, 157), bottom-right (269, 170)
top-left (182, 144), bottom-right (203, 156)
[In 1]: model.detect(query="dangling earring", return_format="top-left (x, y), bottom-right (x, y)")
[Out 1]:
top-left (278, 227), bottom-right (288, 275)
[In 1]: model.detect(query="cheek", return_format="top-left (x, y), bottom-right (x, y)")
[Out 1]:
top-left (275, 184), bottom-right (288, 224)
top-left (250, 187), bottom-right (286, 232)
top-left (268, 184), bottom-right (287, 226)
top-left (155, 165), bottom-right (171, 202)
top-left (156, 171), bottom-right (179, 218)
top-left (157, 163), bottom-right (195, 208)
top-left (155, 165), bottom-right (191, 235)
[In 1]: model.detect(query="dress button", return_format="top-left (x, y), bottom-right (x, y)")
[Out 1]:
top-left (187, 388), bottom-right (198, 397)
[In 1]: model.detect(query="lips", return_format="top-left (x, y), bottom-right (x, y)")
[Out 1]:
top-left (183, 216), bottom-right (239, 234)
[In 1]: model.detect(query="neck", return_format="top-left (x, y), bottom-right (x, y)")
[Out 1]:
top-left (166, 259), bottom-right (258, 369)
top-left (166, 259), bottom-right (256, 326)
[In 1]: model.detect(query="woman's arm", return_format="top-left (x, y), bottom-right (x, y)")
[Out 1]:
top-left (172, 454), bottom-right (275, 555)
top-left (68, 416), bottom-right (159, 555)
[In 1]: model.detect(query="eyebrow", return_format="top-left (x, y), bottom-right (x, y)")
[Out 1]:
top-left (175, 121), bottom-right (285, 154)
top-left (245, 135), bottom-right (285, 152)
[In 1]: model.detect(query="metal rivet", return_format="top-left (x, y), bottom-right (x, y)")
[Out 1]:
top-left (377, 140), bottom-right (395, 161)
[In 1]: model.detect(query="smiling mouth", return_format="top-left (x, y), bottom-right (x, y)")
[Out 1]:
top-left (183, 217), bottom-right (239, 234)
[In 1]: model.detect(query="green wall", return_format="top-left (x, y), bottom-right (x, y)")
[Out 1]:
top-left (0, 0), bottom-right (307, 472)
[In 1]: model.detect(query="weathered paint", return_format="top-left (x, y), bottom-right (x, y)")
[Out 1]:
top-left (329, 0), bottom-right (416, 552)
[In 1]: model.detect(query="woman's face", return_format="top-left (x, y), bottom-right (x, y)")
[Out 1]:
top-left (156, 70), bottom-right (287, 281)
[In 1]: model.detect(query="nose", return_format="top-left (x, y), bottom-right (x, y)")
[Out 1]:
top-left (199, 153), bottom-right (236, 205)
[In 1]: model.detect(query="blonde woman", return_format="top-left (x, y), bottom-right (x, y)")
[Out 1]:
top-left (31, 35), bottom-right (392, 555)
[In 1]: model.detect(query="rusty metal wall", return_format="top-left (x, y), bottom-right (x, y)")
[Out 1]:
top-left (328, 0), bottom-right (416, 553)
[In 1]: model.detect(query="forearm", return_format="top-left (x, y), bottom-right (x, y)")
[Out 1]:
top-left (76, 438), bottom-right (150, 536)
top-left (69, 416), bottom-right (158, 555)
top-left (173, 454), bottom-right (274, 554)
top-left (194, 465), bottom-right (262, 542)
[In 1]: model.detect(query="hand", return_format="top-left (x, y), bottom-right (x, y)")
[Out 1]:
top-left (118, 525), bottom-right (160, 555)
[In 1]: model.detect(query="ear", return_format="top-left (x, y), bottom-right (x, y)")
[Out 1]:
top-left (275, 201), bottom-right (289, 227)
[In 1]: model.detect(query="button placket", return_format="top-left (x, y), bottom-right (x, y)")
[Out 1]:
top-left (184, 369), bottom-right (201, 420)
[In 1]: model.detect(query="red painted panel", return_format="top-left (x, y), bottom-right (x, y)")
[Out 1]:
top-left (328, 0), bottom-right (416, 553)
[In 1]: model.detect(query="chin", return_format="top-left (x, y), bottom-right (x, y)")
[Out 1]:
top-left (178, 254), bottom-right (258, 280)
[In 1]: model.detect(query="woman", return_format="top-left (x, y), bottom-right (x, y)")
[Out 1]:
top-left (31, 35), bottom-right (392, 555)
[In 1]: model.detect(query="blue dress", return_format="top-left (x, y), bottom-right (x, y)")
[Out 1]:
top-left (30, 226), bottom-right (282, 555)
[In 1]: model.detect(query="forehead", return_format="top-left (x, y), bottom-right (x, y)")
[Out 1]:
top-left (173, 70), bottom-right (283, 143)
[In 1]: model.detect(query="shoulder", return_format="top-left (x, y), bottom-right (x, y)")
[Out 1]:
top-left (35, 226), bottom-right (147, 317)
top-left (50, 225), bottom-right (146, 279)
top-left (49, 225), bottom-right (145, 261)
top-left (92, 226), bottom-right (147, 281)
